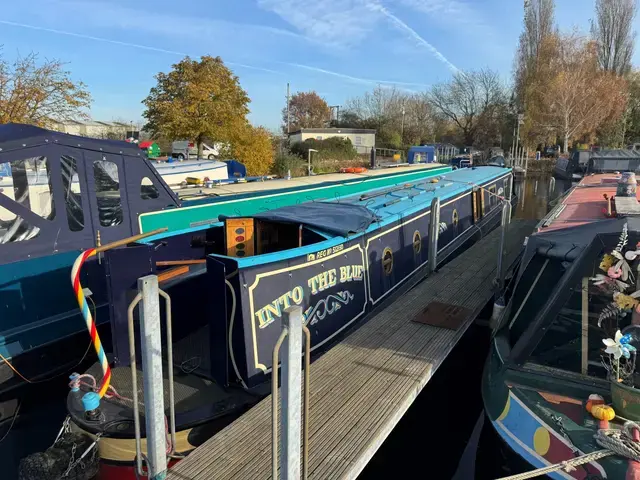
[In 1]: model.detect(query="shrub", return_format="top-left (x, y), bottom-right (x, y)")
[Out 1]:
top-left (271, 151), bottom-right (306, 177)
top-left (230, 126), bottom-right (274, 175)
top-left (289, 137), bottom-right (357, 161)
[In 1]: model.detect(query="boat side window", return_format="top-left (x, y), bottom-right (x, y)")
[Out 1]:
top-left (528, 257), bottom-right (613, 380)
top-left (140, 177), bottom-right (159, 200)
top-left (0, 156), bottom-right (53, 244)
top-left (488, 185), bottom-right (497, 208)
top-left (60, 154), bottom-right (84, 232)
top-left (93, 159), bottom-right (123, 227)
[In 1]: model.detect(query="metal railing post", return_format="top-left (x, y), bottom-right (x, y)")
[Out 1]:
top-left (281, 307), bottom-right (303, 480)
top-left (428, 196), bottom-right (441, 273)
top-left (138, 275), bottom-right (168, 479)
top-left (495, 200), bottom-right (512, 293)
top-left (272, 306), bottom-right (311, 480)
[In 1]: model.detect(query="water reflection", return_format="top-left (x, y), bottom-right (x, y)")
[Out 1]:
top-left (514, 176), bottom-right (573, 221)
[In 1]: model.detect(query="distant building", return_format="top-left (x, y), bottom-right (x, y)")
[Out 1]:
top-left (50, 120), bottom-right (131, 140)
top-left (288, 128), bottom-right (376, 154)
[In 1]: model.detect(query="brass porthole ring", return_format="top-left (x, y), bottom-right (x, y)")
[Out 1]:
top-left (413, 230), bottom-right (421, 255)
top-left (382, 247), bottom-right (393, 275)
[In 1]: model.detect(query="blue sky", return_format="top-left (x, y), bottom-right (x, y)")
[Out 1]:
top-left (0, 0), bottom-right (634, 131)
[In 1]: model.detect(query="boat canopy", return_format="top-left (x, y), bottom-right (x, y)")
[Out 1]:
top-left (0, 123), bottom-right (179, 264)
top-left (246, 202), bottom-right (379, 237)
top-left (589, 149), bottom-right (640, 173)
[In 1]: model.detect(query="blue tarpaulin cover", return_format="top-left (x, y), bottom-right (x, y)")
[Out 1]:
top-left (250, 202), bottom-right (379, 237)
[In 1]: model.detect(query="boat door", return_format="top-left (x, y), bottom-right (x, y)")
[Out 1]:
top-left (472, 187), bottom-right (484, 223)
top-left (84, 151), bottom-right (133, 244)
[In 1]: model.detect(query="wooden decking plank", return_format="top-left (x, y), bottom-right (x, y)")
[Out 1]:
top-left (167, 220), bottom-right (534, 480)
top-left (237, 323), bottom-right (444, 480)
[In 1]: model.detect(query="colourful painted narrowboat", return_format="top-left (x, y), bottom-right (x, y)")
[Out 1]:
top-left (483, 173), bottom-right (640, 479)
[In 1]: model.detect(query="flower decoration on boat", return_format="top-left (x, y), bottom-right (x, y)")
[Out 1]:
top-left (600, 254), bottom-right (616, 272)
top-left (591, 273), bottom-right (628, 292)
top-left (614, 292), bottom-right (640, 311)
top-left (592, 223), bottom-right (640, 327)
top-left (603, 330), bottom-right (638, 360)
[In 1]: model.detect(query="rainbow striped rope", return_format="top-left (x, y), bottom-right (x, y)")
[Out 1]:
top-left (71, 248), bottom-right (111, 398)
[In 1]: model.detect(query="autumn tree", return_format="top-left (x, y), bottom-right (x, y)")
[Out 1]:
top-left (283, 91), bottom-right (330, 132)
top-left (515, 0), bottom-right (557, 145)
top-left (591, 0), bottom-right (636, 76)
top-left (623, 71), bottom-right (640, 143)
top-left (228, 125), bottom-right (274, 175)
top-left (515, 0), bottom-right (556, 102)
top-left (0, 51), bottom-right (91, 126)
top-left (428, 69), bottom-right (507, 146)
top-left (539, 34), bottom-right (627, 152)
top-left (143, 56), bottom-right (250, 156)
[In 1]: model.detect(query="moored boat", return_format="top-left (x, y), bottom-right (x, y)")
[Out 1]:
top-left (0, 124), bottom-right (451, 429)
top-left (64, 166), bottom-right (515, 478)
top-left (483, 172), bottom-right (640, 479)
top-left (554, 149), bottom-right (640, 180)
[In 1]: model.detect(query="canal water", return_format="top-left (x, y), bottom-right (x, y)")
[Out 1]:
top-left (358, 175), bottom-right (572, 480)
top-left (0, 176), bottom-right (571, 480)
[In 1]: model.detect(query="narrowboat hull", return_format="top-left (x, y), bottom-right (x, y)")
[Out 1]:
top-left (211, 171), bottom-right (512, 387)
top-left (482, 342), bottom-right (622, 479)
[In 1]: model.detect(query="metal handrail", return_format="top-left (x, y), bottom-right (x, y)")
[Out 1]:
top-left (302, 325), bottom-right (311, 480)
top-left (272, 319), bottom-right (312, 480)
top-left (272, 327), bottom-right (288, 480)
top-left (127, 284), bottom-right (177, 476)
top-left (127, 293), bottom-right (144, 477)
top-left (159, 288), bottom-right (177, 455)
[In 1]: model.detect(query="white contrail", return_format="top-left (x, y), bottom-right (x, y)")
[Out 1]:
top-left (288, 63), bottom-right (429, 87)
top-left (367, 3), bottom-right (460, 73)
top-left (0, 19), bottom-right (282, 74)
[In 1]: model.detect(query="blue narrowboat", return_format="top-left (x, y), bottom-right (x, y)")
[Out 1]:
top-left (0, 124), bottom-right (451, 408)
top-left (66, 166), bottom-right (515, 476)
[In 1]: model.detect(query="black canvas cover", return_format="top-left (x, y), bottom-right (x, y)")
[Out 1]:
top-left (590, 149), bottom-right (640, 173)
top-left (251, 202), bottom-right (378, 237)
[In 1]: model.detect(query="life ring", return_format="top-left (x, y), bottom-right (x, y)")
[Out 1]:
top-left (340, 167), bottom-right (368, 173)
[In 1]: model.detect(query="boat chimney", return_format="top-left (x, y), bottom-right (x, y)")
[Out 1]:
top-left (617, 172), bottom-right (637, 198)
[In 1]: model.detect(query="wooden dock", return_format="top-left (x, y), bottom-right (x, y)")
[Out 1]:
top-left (166, 219), bottom-right (536, 480)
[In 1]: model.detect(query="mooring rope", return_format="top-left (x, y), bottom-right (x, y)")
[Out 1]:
top-left (495, 422), bottom-right (640, 480)
top-left (71, 248), bottom-right (111, 398)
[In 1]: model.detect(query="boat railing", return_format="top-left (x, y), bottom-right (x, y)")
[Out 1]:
top-left (271, 306), bottom-right (311, 480)
top-left (126, 275), bottom-right (177, 479)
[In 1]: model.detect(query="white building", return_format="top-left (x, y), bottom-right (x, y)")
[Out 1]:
top-left (288, 128), bottom-right (376, 154)
top-left (50, 120), bottom-right (131, 139)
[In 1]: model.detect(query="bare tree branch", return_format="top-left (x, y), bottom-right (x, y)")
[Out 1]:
top-left (0, 50), bottom-right (91, 126)
top-left (591, 0), bottom-right (636, 76)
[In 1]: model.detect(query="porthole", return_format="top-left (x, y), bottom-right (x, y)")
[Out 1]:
top-left (452, 209), bottom-right (459, 227)
top-left (382, 247), bottom-right (393, 276)
top-left (413, 230), bottom-right (422, 255)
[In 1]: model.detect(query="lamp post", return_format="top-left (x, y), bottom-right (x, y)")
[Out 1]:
top-left (307, 149), bottom-right (318, 176)
top-left (401, 106), bottom-right (406, 146)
